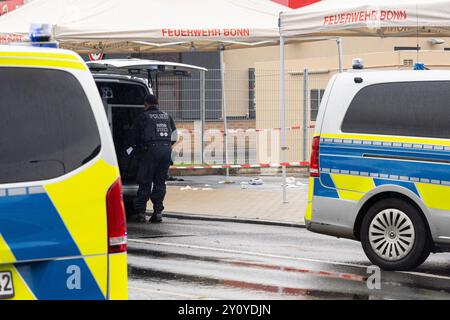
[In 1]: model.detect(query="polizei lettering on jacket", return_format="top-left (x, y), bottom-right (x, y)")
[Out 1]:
top-left (148, 113), bottom-right (169, 120)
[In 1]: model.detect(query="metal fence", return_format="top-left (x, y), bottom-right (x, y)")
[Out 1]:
top-left (154, 68), bottom-right (330, 166)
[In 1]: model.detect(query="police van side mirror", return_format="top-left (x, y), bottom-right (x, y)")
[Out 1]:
top-left (354, 77), bottom-right (363, 84)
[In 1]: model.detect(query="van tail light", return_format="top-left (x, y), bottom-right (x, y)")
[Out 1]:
top-left (107, 178), bottom-right (127, 253)
top-left (310, 136), bottom-right (320, 177)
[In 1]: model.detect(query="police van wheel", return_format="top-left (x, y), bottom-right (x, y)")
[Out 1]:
top-left (360, 198), bottom-right (430, 271)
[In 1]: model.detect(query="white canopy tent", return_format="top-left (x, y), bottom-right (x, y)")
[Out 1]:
top-left (280, 0), bottom-right (450, 38)
top-left (0, 0), bottom-right (293, 52)
top-left (277, 0), bottom-right (450, 202)
top-left (0, 0), bottom-right (299, 184)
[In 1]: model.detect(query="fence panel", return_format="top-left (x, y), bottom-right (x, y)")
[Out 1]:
top-left (155, 68), bottom-right (330, 167)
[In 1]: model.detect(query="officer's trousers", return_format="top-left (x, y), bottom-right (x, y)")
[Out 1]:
top-left (134, 144), bottom-right (172, 215)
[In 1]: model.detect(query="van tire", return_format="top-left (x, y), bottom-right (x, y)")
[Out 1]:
top-left (360, 198), bottom-right (430, 271)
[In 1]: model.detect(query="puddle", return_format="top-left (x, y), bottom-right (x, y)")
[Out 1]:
top-left (128, 265), bottom-right (370, 300)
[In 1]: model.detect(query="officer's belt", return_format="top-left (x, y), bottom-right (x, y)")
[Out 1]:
top-left (143, 142), bottom-right (171, 147)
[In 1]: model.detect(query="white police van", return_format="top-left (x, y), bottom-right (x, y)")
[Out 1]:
top-left (307, 64), bottom-right (450, 270)
top-left (0, 43), bottom-right (127, 299)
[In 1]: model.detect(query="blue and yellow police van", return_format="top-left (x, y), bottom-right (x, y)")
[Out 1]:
top-left (307, 67), bottom-right (450, 271)
top-left (0, 43), bottom-right (128, 299)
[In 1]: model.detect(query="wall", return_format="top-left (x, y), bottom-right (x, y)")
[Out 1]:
top-left (223, 37), bottom-right (450, 162)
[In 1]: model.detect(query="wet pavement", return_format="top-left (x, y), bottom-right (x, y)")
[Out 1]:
top-left (127, 218), bottom-right (450, 300)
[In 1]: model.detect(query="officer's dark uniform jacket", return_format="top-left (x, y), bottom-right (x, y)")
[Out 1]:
top-left (132, 106), bottom-right (177, 215)
top-left (133, 107), bottom-right (176, 183)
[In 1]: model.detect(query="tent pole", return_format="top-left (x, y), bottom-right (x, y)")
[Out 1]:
top-left (220, 47), bottom-right (231, 181)
top-left (200, 70), bottom-right (206, 164)
top-left (336, 38), bottom-right (343, 73)
top-left (280, 35), bottom-right (288, 204)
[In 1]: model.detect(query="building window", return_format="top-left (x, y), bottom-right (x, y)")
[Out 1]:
top-left (248, 68), bottom-right (256, 119)
top-left (403, 59), bottom-right (414, 67)
top-left (310, 89), bottom-right (325, 121)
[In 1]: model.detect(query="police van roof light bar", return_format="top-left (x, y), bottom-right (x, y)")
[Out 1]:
top-left (29, 24), bottom-right (58, 48)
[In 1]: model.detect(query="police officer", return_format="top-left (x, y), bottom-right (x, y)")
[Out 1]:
top-left (133, 94), bottom-right (177, 223)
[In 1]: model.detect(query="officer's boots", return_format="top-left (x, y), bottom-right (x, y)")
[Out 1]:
top-left (150, 211), bottom-right (163, 223)
top-left (134, 213), bottom-right (147, 223)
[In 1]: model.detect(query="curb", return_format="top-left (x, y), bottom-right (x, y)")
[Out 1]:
top-left (161, 212), bottom-right (306, 229)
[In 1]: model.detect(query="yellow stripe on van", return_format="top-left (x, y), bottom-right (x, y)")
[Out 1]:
top-left (0, 57), bottom-right (87, 71)
top-left (6, 266), bottom-right (36, 300)
top-left (305, 178), bottom-right (314, 221)
top-left (109, 253), bottom-right (128, 300)
top-left (416, 183), bottom-right (450, 211)
top-left (0, 52), bottom-right (80, 61)
top-left (44, 160), bottom-right (119, 257)
top-left (321, 133), bottom-right (450, 148)
top-left (331, 174), bottom-right (375, 202)
top-left (0, 234), bottom-right (16, 264)
top-left (85, 255), bottom-right (108, 299)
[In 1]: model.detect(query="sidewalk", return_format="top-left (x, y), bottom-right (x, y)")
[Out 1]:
top-left (153, 175), bottom-right (308, 226)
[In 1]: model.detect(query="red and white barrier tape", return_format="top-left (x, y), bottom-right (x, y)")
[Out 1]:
top-left (171, 162), bottom-right (310, 170)
top-left (179, 124), bottom-right (315, 134)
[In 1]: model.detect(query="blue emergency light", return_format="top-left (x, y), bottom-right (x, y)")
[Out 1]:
top-left (29, 24), bottom-right (58, 48)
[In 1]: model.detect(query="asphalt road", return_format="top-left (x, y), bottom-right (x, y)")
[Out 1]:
top-left (127, 217), bottom-right (450, 300)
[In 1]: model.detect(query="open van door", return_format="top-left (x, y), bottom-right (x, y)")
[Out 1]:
top-left (87, 59), bottom-right (208, 96)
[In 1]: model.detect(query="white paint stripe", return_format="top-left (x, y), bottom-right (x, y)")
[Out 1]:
top-left (129, 239), bottom-right (366, 268)
top-left (7, 188), bottom-right (27, 196)
top-left (128, 239), bottom-right (450, 281)
top-left (128, 285), bottom-right (211, 299)
top-left (28, 186), bottom-right (46, 195)
top-left (401, 271), bottom-right (450, 280)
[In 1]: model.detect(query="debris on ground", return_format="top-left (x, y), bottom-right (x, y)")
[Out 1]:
top-left (286, 177), bottom-right (296, 184)
top-left (249, 178), bottom-right (264, 186)
top-left (240, 181), bottom-right (249, 189)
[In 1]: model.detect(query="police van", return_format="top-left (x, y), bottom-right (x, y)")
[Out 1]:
top-left (87, 59), bottom-right (207, 215)
top-left (0, 46), bottom-right (127, 299)
top-left (307, 66), bottom-right (450, 270)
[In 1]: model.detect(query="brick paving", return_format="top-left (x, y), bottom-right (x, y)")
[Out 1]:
top-left (151, 175), bottom-right (308, 225)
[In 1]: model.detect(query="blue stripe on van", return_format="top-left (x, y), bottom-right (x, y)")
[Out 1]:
top-left (16, 258), bottom-right (105, 300)
top-left (320, 155), bottom-right (450, 183)
top-left (0, 193), bottom-right (80, 261)
top-left (374, 179), bottom-right (420, 197)
top-left (314, 175), bottom-right (339, 198)
top-left (320, 144), bottom-right (450, 163)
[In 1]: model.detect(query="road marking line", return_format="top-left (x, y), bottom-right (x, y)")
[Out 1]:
top-left (128, 239), bottom-right (450, 281)
top-left (128, 285), bottom-right (209, 299)
top-left (129, 238), bottom-right (366, 267)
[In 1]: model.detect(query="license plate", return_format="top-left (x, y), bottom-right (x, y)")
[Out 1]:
top-left (0, 271), bottom-right (14, 299)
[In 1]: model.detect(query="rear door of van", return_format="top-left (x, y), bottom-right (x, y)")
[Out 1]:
top-left (95, 79), bottom-right (148, 185)
top-left (0, 52), bottom-right (118, 300)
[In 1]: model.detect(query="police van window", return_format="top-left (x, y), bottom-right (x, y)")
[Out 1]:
top-left (97, 82), bottom-right (147, 105)
top-left (0, 68), bottom-right (101, 184)
top-left (341, 81), bottom-right (450, 139)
